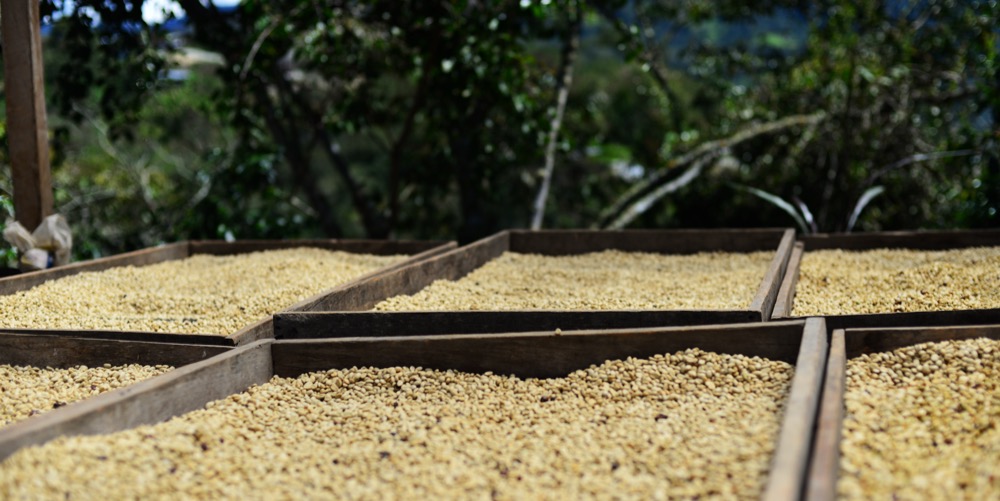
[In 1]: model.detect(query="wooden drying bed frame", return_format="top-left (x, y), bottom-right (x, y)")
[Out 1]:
top-left (0, 319), bottom-right (827, 501)
top-left (274, 228), bottom-right (796, 340)
top-left (0, 239), bottom-right (455, 346)
top-left (772, 230), bottom-right (1000, 330)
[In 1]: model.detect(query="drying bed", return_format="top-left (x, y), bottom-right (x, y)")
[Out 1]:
top-left (807, 324), bottom-right (1000, 501)
top-left (773, 230), bottom-right (1000, 330)
top-left (0, 239), bottom-right (453, 346)
top-left (274, 228), bottom-right (795, 339)
top-left (0, 332), bottom-right (228, 433)
top-left (0, 319), bottom-right (825, 500)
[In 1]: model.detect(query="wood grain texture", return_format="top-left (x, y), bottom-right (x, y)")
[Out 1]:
top-left (0, 327), bottom-right (234, 346)
top-left (189, 239), bottom-right (452, 257)
top-left (841, 323), bottom-right (1000, 357)
top-left (274, 310), bottom-right (760, 339)
top-left (804, 324), bottom-right (1000, 500)
top-left (806, 329), bottom-right (846, 501)
top-left (763, 317), bottom-right (829, 501)
top-left (772, 242), bottom-right (804, 319)
top-left (0, 242), bottom-right (190, 296)
top-left (297, 232), bottom-right (509, 312)
top-left (508, 228), bottom-right (792, 254)
top-left (0, 340), bottom-right (271, 462)
top-left (271, 320), bottom-right (808, 378)
top-left (2, 0), bottom-right (53, 232)
top-left (751, 229), bottom-right (796, 320)
top-left (0, 333), bottom-right (230, 368)
top-left (801, 229), bottom-right (1000, 251)
top-left (798, 309), bottom-right (1000, 332)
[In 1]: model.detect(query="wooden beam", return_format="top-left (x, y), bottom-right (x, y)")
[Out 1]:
top-left (2, 0), bottom-right (53, 231)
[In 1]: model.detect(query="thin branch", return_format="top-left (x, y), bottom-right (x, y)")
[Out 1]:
top-left (864, 149), bottom-right (978, 187)
top-left (606, 154), bottom-right (712, 230)
top-left (530, 0), bottom-right (582, 230)
top-left (597, 111), bottom-right (827, 227)
top-left (239, 17), bottom-right (282, 81)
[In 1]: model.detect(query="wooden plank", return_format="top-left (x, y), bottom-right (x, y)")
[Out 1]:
top-left (801, 229), bottom-right (1000, 251)
top-left (296, 232), bottom-right (509, 312)
top-left (0, 242), bottom-right (190, 296)
top-left (751, 229), bottom-right (796, 320)
top-left (508, 228), bottom-right (792, 254)
top-left (805, 309), bottom-right (1000, 332)
top-left (0, 340), bottom-right (272, 462)
top-left (842, 323), bottom-right (1000, 357)
top-left (274, 310), bottom-right (760, 339)
top-left (805, 329), bottom-right (846, 501)
top-left (2, 0), bottom-right (53, 232)
top-left (272, 320), bottom-right (808, 378)
top-left (0, 327), bottom-right (234, 346)
top-left (772, 242), bottom-right (804, 319)
top-left (0, 333), bottom-right (230, 368)
top-left (189, 239), bottom-right (452, 257)
top-left (764, 319), bottom-right (828, 498)
top-left (763, 317), bottom-right (829, 501)
top-left (804, 324), bottom-right (1000, 500)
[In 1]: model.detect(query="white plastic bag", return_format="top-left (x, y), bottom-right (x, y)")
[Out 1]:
top-left (2, 214), bottom-right (73, 270)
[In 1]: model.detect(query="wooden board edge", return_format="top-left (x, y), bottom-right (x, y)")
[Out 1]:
top-left (0, 340), bottom-right (274, 462)
top-left (272, 310), bottom-right (763, 339)
top-left (507, 228), bottom-right (794, 255)
top-left (277, 242), bottom-right (461, 314)
top-left (187, 239), bottom-right (453, 256)
top-left (271, 319), bottom-right (809, 378)
top-left (804, 329), bottom-right (846, 501)
top-left (290, 232), bottom-right (509, 313)
top-left (228, 318), bottom-right (274, 346)
top-left (772, 242), bottom-right (805, 319)
top-left (0, 328), bottom-right (235, 346)
top-left (763, 317), bottom-right (829, 501)
top-left (800, 229), bottom-right (1000, 251)
top-left (0, 333), bottom-right (231, 368)
top-left (751, 228), bottom-right (796, 319)
top-left (0, 242), bottom-right (191, 296)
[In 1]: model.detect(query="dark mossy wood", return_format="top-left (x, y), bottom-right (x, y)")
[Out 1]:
top-left (0, 240), bottom-right (454, 346)
top-left (277, 228), bottom-right (795, 339)
top-left (0, 319), bottom-right (827, 501)
top-left (773, 230), bottom-right (1000, 324)
top-left (806, 324), bottom-right (1000, 501)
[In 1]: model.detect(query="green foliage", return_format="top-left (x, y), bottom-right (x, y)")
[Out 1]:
top-left (9, 0), bottom-right (996, 262)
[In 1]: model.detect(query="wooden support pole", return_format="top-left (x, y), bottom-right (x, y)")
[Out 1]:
top-left (2, 0), bottom-right (53, 231)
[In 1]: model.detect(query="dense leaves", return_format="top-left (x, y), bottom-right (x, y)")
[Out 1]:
top-left (0, 0), bottom-right (996, 264)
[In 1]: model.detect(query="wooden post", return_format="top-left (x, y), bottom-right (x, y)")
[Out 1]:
top-left (2, 0), bottom-right (54, 231)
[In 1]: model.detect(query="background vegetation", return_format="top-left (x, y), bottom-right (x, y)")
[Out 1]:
top-left (1, 0), bottom-right (997, 265)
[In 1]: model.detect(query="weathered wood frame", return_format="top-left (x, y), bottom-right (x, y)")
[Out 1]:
top-left (772, 230), bottom-right (1000, 329)
top-left (805, 324), bottom-right (1000, 501)
top-left (274, 228), bottom-right (796, 340)
top-left (0, 332), bottom-right (229, 437)
top-left (0, 318), bottom-right (826, 501)
top-left (0, 239), bottom-right (454, 346)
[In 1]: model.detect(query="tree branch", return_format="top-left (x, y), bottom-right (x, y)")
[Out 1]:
top-left (597, 112), bottom-right (827, 228)
top-left (530, 0), bottom-right (581, 230)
